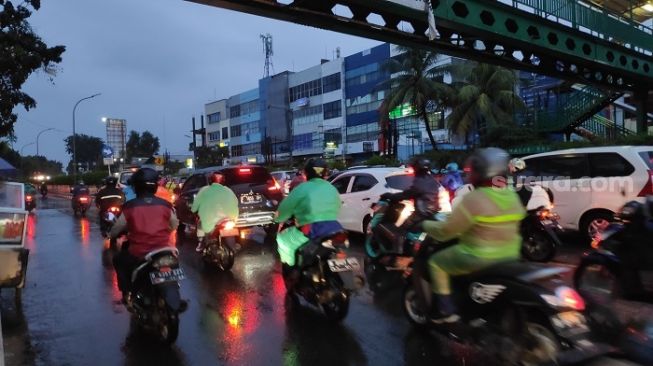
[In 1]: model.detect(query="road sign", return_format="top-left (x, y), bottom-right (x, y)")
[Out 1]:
top-left (103, 158), bottom-right (113, 166)
top-left (101, 145), bottom-right (114, 158)
top-left (154, 155), bottom-right (165, 166)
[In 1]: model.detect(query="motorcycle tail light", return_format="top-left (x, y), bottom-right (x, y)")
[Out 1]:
top-left (542, 286), bottom-right (585, 311)
top-left (221, 220), bottom-right (236, 230)
top-left (590, 238), bottom-right (601, 249)
top-left (153, 255), bottom-right (178, 269)
top-left (79, 197), bottom-right (88, 202)
top-left (26, 195), bottom-right (33, 202)
top-left (109, 206), bottom-right (120, 213)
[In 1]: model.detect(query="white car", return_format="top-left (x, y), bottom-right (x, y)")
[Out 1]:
top-left (330, 167), bottom-right (451, 233)
top-left (522, 145), bottom-right (653, 238)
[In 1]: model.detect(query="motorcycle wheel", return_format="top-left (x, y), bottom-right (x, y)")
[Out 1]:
top-left (322, 290), bottom-right (349, 322)
top-left (156, 301), bottom-right (180, 345)
top-left (574, 262), bottom-right (620, 304)
top-left (214, 243), bottom-right (235, 271)
top-left (517, 320), bottom-right (560, 366)
top-left (521, 232), bottom-right (555, 262)
top-left (402, 283), bottom-right (429, 329)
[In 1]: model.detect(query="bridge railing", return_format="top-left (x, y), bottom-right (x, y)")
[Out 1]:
top-left (507, 0), bottom-right (653, 55)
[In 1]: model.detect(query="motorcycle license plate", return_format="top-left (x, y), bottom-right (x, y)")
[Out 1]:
top-left (149, 267), bottom-right (185, 284)
top-left (240, 193), bottom-right (262, 205)
top-left (327, 257), bottom-right (361, 273)
top-left (220, 228), bottom-right (238, 237)
top-left (550, 311), bottom-right (589, 334)
top-left (541, 220), bottom-right (553, 225)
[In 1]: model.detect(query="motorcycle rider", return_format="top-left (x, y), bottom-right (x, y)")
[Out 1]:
top-left (110, 168), bottom-right (179, 305)
top-left (508, 158), bottom-right (553, 210)
top-left (440, 162), bottom-right (464, 196)
top-left (276, 158), bottom-right (342, 275)
top-left (71, 180), bottom-right (90, 210)
top-left (39, 181), bottom-right (48, 197)
top-left (155, 176), bottom-right (173, 203)
top-left (95, 176), bottom-right (125, 213)
top-left (122, 176), bottom-right (137, 202)
top-left (421, 148), bottom-right (526, 324)
top-left (190, 171), bottom-right (239, 252)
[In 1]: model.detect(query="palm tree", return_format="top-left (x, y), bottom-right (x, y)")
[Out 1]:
top-left (378, 46), bottom-right (452, 153)
top-left (446, 63), bottom-right (525, 146)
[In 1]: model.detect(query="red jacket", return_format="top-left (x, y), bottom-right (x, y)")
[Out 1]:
top-left (120, 196), bottom-right (177, 259)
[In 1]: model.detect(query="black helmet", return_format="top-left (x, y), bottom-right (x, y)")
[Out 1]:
top-left (131, 168), bottom-right (159, 197)
top-left (408, 157), bottom-right (431, 175)
top-left (465, 147), bottom-right (510, 186)
top-left (104, 176), bottom-right (118, 188)
top-left (619, 200), bottom-right (645, 223)
top-left (304, 158), bottom-right (328, 180)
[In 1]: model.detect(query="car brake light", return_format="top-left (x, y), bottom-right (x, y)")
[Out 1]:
top-left (405, 167), bottom-right (414, 175)
top-left (637, 170), bottom-right (653, 197)
top-left (556, 287), bottom-right (585, 311)
top-left (267, 178), bottom-right (281, 191)
top-left (239, 168), bottom-right (251, 174)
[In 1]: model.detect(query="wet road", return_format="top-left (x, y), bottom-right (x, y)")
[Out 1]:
top-left (0, 197), bottom-right (647, 365)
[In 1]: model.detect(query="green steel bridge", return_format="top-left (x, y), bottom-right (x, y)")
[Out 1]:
top-left (189, 0), bottom-right (653, 136)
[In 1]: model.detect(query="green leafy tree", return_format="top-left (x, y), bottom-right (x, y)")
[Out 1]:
top-left (64, 134), bottom-right (104, 172)
top-left (378, 46), bottom-right (452, 152)
top-left (0, 141), bottom-right (21, 168)
top-left (20, 155), bottom-right (62, 177)
top-left (446, 63), bottom-right (525, 146)
top-left (195, 146), bottom-right (229, 168)
top-left (126, 130), bottom-right (160, 160)
top-left (1, 0), bottom-right (65, 137)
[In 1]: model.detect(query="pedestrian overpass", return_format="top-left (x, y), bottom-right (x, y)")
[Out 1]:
top-left (188, 0), bottom-right (653, 134)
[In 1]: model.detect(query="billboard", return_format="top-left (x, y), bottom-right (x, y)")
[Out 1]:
top-left (105, 118), bottom-right (127, 160)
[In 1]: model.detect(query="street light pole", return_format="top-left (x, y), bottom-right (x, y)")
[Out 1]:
top-left (36, 128), bottom-right (55, 156)
top-left (72, 93), bottom-right (101, 183)
top-left (20, 142), bottom-right (35, 155)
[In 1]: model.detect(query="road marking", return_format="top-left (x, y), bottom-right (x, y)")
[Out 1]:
top-left (0, 310), bottom-right (5, 366)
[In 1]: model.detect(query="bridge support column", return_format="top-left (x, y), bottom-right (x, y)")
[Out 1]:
top-left (634, 89), bottom-right (649, 135)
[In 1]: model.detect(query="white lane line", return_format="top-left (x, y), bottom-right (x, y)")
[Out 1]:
top-left (0, 309), bottom-right (5, 366)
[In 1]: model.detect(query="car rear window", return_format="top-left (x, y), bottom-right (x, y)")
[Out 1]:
top-left (223, 167), bottom-right (271, 185)
top-left (386, 174), bottom-right (414, 190)
top-left (639, 151), bottom-right (653, 169)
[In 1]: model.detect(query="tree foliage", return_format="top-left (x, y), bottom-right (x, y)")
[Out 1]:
top-left (195, 145), bottom-right (228, 168)
top-left (19, 154), bottom-right (62, 177)
top-left (126, 130), bottom-right (160, 160)
top-left (64, 134), bottom-right (104, 170)
top-left (446, 63), bottom-right (525, 146)
top-left (0, 140), bottom-right (20, 168)
top-left (1, 0), bottom-right (65, 137)
top-left (378, 46), bottom-right (452, 153)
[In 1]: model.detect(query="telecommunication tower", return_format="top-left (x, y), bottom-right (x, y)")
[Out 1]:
top-left (260, 33), bottom-right (274, 78)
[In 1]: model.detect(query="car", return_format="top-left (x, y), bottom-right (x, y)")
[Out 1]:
top-left (521, 145), bottom-right (653, 238)
top-left (270, 170), bottom-right (295, 195)
top-left (174, 165), bottom-right (283, 239)
top-left (117, 168), bottom-right (138, 189)
top-left (330, 167), bottom-right (451, 233)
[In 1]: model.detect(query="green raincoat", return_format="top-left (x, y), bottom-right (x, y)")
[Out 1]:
top-left (191, 183), bottom-right (239, 234)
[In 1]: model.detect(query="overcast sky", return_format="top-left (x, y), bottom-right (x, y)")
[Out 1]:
top-left (14, 0), bottom-right (379, 164)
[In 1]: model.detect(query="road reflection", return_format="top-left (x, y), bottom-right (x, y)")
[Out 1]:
top-left (80, 217), bottom-right (90, 245)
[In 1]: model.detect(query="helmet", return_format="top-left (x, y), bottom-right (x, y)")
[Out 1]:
top-left (131, 168), bottom-right (159, 196)
top-left (445, 162), bottom-right (459, 173)
top-left (210, 171), bottom-right (225, 185)
top-left (304, 158), bottom-right (328, 180)
top-left (464, 148), bottom-right (510, 186)
top-left (408, 157), bottom-right (431, 175)
top-left (619, 200), bottom-right (645, 223)
top-left (78, 180), bottom-right (85, 186)
top-left (509, 158), bottom-right (526, 174)
top-left (104, 176), bottom-right (118, 187)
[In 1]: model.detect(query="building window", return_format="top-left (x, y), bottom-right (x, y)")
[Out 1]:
top-left (322, 73), bottom-right (341, 93)
top-left (346, 91), bottom-right (385, 115)
top-left (241, 121), bottom-right (260, 136)
top-left (232, 145), bottom-right (243, 157)
top-left (207, 112), bottom-right (221, 124)
top-left (222, 127), bottom-right (229, 139)
top-left (289, 78), bottom-right (323, 102)
top-left (345, 63), bottom-right (387, 88)
top-left (293, 132), bottom-right (318, 150)
top-left (230, 125), bottom-right (242, 137)
top-left (208, 131), bottom-right (220, 141)
top-left (229, 104), bottom-right (240, 118)
top-left (347, 123), bottom-right (380, 143)
top-left (323, 100), bottom-right (342, 120)
top-left (241, 100), bottom-right (259, 115)
top-left (241, 142), bottom-right (261, 156)
top-left (292, 105), bottom-right (323, 127)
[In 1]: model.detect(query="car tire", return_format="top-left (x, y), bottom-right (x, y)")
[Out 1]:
top-left (580, 211), bottom-right (614, 241)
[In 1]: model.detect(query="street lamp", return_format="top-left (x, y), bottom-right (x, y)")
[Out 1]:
top-left (20, 142), bottom-right (35, 155)
top-left (72, 93), bottom-right (101, 183)
top-left (36, 128), bottom-right (55, 156)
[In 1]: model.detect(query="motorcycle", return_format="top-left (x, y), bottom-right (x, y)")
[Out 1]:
top-left (364, 199), bottom-right (435, 291)
top-left (278, 222), bottom-right (364, 322)
top-left (100, 205), bottom-right (121, 238)
top-left (72, 195), bottom-right (91, 216)
top-left (574, 220), bottom-right (653, 303)
top-left (520, 206), bottom-right (563, 262)
top-left (40, 184), bottom-right (48, 198)
top-left (25, 194), bottom-right (36, 213)
top-left (402, 241), bottom-right (609, 364)
top-left (127, 247), bottom-right (186, 344)
top-left (199, 218), bottom-right (238, 271)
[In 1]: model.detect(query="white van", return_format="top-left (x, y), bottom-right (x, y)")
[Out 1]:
top-left (522, 146), bottom-right (653, 238)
